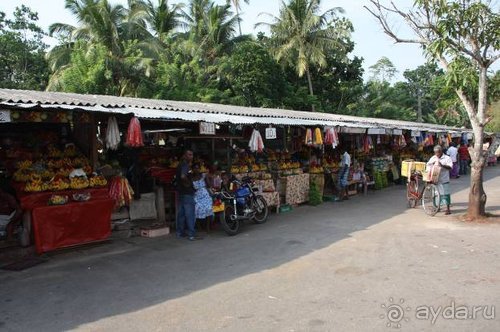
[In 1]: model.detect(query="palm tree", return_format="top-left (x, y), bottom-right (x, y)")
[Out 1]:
top-left (258, 0), bottom-right (348, 111)
top-left (129, 0), bottom-right (184, 44)
top-left (47, 0), bottom-right (155, 96)
top-left (227, 0), bottom-right (249, 36)
top-left (202, 4), bottom-right (240, 59)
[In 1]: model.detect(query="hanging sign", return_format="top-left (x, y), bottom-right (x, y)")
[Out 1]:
top-left (411, 130), bottom-right (421, 137)
top-left (265, 127), bottom-right (277, 140)
top-left (0, 110), bottom-right (11, 123)
top-left (393, 129), bottom-right (403, 135)
top-left (367, 128), bottom-right (386, 135)
top-left (199, 122), bottom-right (215, 135)
top-left (341, 127), bottom-right (366, 134)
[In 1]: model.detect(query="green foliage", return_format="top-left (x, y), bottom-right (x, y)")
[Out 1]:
top-left (0, 6), bottom-right (49, 90)
top-left (49, 43), bottom-right (112, 94)
top-left (369, 56), bottom-right (397, 83)
top-left (226, 41), bottom-right (287, 107)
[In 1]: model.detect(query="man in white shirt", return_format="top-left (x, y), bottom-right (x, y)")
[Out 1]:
top-left (337, 151), bottom-right (351, 200)
top-left (446, 142), bottom-right (459, 178)
top-left (427, 145), bottom-right (453, 214)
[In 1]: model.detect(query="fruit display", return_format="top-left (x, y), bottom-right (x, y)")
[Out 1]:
top-left (309, 165), bottom-right (324, 174)
top-left (48, 195), bottom-right (68, 205)
top-left (25, 175), bottom-right (48, 192)
top-left (70, 176), bottom-right (90, 190)
top-left (278, 161), bottom-right (300, 170)
top-left (89, 175), bottom-right (107, 188)
top-left (49, 177), bottom-right (70, 191)
top-left (14, 169), bottom-right (32, 182)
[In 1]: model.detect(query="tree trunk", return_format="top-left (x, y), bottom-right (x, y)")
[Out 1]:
top-left (467, 66), bottom-right (488, 219)
top-left (236, 6), bottom-right (242, 36)
top-left (306, 69), bottom-right (316, 112)
top-left (417, 89), bottom-right (423, 122)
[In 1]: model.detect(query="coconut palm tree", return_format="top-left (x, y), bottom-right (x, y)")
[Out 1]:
top-left (128, 0), bottom-right (184, 44)
top-left (258, 0), bottom-right (349, 111)
top-left (227, 0), bottom-right (249, 36)
top-left (47, 0), bottom-right (155, 96)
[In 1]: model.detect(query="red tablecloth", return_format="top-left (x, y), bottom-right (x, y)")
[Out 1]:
top-left (13, 183), bottom-right (109, 210)
top-left (31, 198), bottom-right (114, 254)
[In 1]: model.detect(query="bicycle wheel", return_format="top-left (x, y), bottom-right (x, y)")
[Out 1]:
top-left (406, 180), bottom-right (418, 208)
top-left (422, 184), bottom-right (441, 216)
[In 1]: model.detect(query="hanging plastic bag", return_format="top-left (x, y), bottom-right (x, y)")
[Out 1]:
top-left (324, 127), bottom-right (334, 145)
top-left (105, 116), bottom-right (120, 150)
top-left (125, 117), bottom-right (144, 147)
top-left (313, 128), bottom-right (323, 146)
top-left (248, 129), bottom-right (264, 153)
top-left (305, 128), bottom-right (313, 146)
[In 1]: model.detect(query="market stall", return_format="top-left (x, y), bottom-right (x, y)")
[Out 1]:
top-left (0, 113), bottom-right (117, 252)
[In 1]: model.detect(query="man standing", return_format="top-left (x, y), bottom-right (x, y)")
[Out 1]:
top-left (175, 149), bottom-right (200, 241)
top-left (446, 142), bottom-right (459, 178)
top-left (338, 151), bottom-right (351, 200)
top-left (427, 145), bottom-right (453, 215)
top-left (458, 143), bottom-right (470, 175)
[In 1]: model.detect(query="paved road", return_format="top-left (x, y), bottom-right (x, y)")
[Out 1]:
top-left (1, 167), bottom-right (500, 332)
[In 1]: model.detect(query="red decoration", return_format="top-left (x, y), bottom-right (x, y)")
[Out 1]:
top-left (126, 117), bottom-right (144, 147)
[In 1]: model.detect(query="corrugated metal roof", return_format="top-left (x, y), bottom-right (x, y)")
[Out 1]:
top-left (0, 88), bottom-right (469, 132)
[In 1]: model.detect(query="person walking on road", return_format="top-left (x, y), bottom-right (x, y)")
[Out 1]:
top-left (446, 142), bottom-right (459, 179)
top-left (458, 143), bottom-right (470, 175)
top-left (427, 145), bottom-right (453, 215)
top-left (175, 149), bottom-right (201, 241)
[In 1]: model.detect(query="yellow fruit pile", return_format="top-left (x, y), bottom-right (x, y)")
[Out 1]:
top-left (49, 178), bottom-right (70, 191)
top-left (89, 175), bottom-right (107, 187)
top-left (25, 175), bottom-right (47, 192)
top-left (310, 166), bottom-right (324, 174)
top-left (70, 177), bottom-right (89, 190)
top-left (49, 195), bottom-right (68, 205)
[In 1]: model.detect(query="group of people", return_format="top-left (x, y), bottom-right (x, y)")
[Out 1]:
top-left (444, 142), bottom-right (471, 178)
top-left (175, 149), bottom-right (223, 241)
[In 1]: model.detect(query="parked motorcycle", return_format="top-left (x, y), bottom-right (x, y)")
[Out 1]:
top-left (216, 176), bottom-right (268, 235)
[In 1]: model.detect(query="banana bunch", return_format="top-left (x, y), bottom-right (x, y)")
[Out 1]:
top-left (89, 175), bottom-right (107, 188)
top-left (49, 178), bottom-right (70, 191)
top-left (25, 175), bottom-right (47, 192)
top-left (70, 177), bottom-right (89, 189)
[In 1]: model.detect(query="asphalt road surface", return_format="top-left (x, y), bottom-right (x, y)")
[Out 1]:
top-left (1, 167), bottom-right (499, 332)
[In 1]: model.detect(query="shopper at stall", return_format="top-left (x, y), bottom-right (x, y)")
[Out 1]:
top-left (458, 143), bottom-right (470, 175)
top-left (427, 145), bottom-right (453, 215)
top-left (446, 142), bottom-right (459, 179)
top-left (338, 151), bottom-right (351, 200)
top-left (0, 188), bottom-right (22, 240)
top-left (191, 163), bottom-right (214, 226)
top-left (175, 149), bottom-right (200, 241)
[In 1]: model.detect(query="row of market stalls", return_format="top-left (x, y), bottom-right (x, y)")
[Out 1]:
top-left (0, 88), bottom-right (476, 254)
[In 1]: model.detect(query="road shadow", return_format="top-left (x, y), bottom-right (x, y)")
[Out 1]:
top-left (0, 167), bottom-right (498, 330)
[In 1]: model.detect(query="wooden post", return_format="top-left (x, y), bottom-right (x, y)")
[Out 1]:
top-left (89, 114), bottom-right (98, 170)
top-left (155, 185), bottom-right (166, 224)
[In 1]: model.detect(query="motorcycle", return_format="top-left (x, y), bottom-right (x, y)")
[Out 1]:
top-left (216, 176), bottom-right (269, 235)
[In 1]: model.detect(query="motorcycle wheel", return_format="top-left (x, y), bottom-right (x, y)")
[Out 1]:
top-left (252, 195), bottom-right (268, 224)
top-left (221, 205), bottom-right (240, 236)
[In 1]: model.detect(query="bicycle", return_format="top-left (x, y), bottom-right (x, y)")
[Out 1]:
top-left (406, 170), bottom-right (441, 216)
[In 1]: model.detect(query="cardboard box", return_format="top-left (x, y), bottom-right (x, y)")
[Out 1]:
top-left (140, 225), bottom-right (170, 238)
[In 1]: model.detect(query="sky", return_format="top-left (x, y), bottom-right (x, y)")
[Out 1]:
top-left (1, 0), bottom-right (430, 81)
